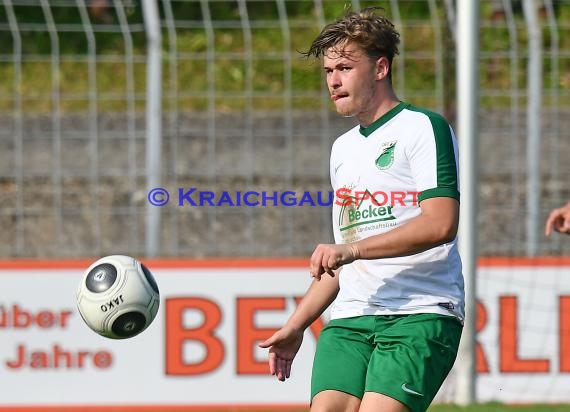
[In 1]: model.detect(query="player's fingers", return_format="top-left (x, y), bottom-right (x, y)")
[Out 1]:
top-left (277, 357), bottom-right (288, 381)
top-left (309, 247), bottom-right (323, 278)
top-left (310, 265), bottom-right (325, 280)
top-left (310, 248), bottom-right (327, 280)
top-left (326, 255), bottom-right (340, 276)
top-left (562, 217), bottom-right (570, 232)
top-left (258, 338), bottom-right (274, 348)
top-left (322, 264), bottom-right (335, 277)
top-left (267, 351), bottom-right (277, 375)
top-left (258, 332), bottom-right (278, 348)
top-left (545, 212), bottom-right (560, 236)
top-left (309, 265), bottom-right (320, 279)
top-left (318, 252), bottom-right (337, 278)
top-left (285, 359), bottom-right (292, 379)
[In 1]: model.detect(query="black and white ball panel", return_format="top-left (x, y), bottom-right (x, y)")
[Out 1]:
top-left (85, 263), bottom-right (118, 293)
top-left (111, 311), bottom-right (147, 338)
top-left (141, 263), bottom-right (159, 294)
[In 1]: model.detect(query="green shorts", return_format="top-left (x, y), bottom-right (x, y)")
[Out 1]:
top-left (311, 313), bottom-right (462, 412)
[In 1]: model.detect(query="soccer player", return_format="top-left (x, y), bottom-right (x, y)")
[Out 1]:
top-left (545, 201), bottom-right (570, 236)
top-left (259, 7), bottom-right (464, 412)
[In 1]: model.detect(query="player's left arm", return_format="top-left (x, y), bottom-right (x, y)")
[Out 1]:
top-left (310, 196), bottom-right (459, 279)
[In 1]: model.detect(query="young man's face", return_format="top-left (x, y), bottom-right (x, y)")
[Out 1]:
top-left (323, 42), bottom-right (380, 119)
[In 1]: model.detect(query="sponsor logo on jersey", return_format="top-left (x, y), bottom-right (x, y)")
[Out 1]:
top-left (337, 188), bottom-right (397, 237)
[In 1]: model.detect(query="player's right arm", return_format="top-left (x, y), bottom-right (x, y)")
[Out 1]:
top-left (258, 273), bottom-right (340, 382)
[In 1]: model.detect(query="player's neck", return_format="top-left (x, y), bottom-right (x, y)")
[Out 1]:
top-left (358, 93), bottom-right (401, 127)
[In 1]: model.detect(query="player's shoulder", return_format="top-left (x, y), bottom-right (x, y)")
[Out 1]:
top-left (402, 104), bottom-right (451, 127)
top-left (399, 104), bottom-right (455, 143)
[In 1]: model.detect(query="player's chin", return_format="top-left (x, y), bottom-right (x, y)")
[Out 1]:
top-left (334, 103), bottom-right (357, 118)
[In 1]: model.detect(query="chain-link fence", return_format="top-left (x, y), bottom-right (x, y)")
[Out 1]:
top-left (0, 0), bottom-right (568, 258)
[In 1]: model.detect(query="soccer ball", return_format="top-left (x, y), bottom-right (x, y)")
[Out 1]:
top-left (76, 255), bottom-right (160, 339)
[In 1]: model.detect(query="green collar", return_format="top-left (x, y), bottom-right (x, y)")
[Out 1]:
top-left (359, 102), bottom-right (409, 137)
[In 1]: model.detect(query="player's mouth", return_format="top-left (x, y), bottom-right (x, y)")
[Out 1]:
top-left (331, 93), bottom-right (348, 102)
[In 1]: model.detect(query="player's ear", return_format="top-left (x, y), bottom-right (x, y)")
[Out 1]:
top-left (375, 56), bottom-right (390, 80)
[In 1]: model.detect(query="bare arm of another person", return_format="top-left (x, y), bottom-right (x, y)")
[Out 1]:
top-left (545, 201), bottom-right (570, 236)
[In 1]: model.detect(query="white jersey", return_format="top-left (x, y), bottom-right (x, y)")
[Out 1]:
top-left (330, 102), bottom-right (465, 322)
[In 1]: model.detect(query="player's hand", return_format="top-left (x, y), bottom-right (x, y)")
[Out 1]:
top-left (545, 202), bottom-right (570, 236)
top-left (258, 326), bottom-right (304, 382)
top-left (309, 243), bottom-right (359, 280)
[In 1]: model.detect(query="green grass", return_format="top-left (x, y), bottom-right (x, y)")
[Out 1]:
top-left (0, 2), bottom-right (569, 113)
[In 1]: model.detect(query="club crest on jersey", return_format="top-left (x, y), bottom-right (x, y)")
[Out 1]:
top-left (375, 141), bottom-right (397, 170)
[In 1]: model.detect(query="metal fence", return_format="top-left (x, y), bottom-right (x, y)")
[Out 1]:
top-left (0, 0), bottom-right (568, 258)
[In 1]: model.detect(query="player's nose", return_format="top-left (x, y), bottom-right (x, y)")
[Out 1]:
top-left (327, 70), bottom-right (342, 88)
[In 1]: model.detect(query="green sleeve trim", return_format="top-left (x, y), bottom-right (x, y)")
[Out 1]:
top-left (406, 105), bottom-right (459, 192)
top-left (430, 115), bottom-right (459, 191)
top-left (418, 187), bottom-right (460, 203)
